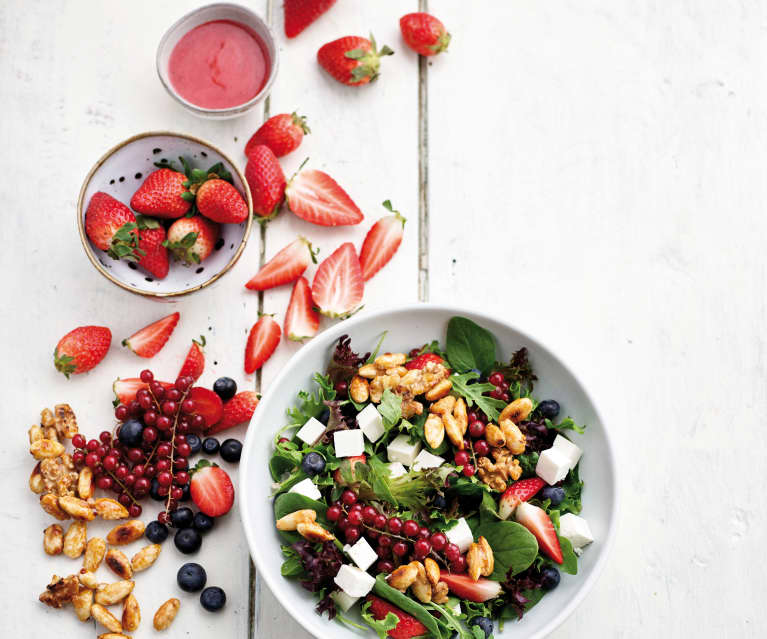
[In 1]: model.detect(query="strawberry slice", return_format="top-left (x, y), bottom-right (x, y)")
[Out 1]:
top-left (405, 352), bottom-right (444, 370)
top-left (187, 387), bottom-right (224, 430)
top-left (284, 0), bottom-right (337, 38)
top-left (244, 237), bottom-right (316, 291)
top-left (206, 391), bottom-right (259, 435)
top-left (332, 454), bottom-right (367, 486)
top-left (515, 502), bottom-right (563, 564)
top-left (438, 571), bottom-right (502, 602)
top-left (311, 242), bottom-right (364, 318)
top-left (244, 315), bottom-right (281, 373)
top-left (285, 169), bottom-right (364, 226)
top-left (499, 478), bottom-right (545, 520)
top-left (113, 378), bottom-right (173, 405)
top-left (122, 312), bottom-right (180, 358)
top-left (284, 277), bottom-right (320, 342)
top-left (190, 460), bottom-right (234, 517)
top-left (178, 336), bottom-right (205, 381)
top-left (359, 200), bottom-right (406, 281)
top-left (364, 595), bottom-right (427, 639)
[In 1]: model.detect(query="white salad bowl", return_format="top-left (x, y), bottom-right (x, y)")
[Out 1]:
top-left (240, 304), bottom-right (618, 639)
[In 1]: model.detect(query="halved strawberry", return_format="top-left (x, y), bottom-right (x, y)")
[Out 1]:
top-left (190, 460), bottom-right (234, 517)
top-left (499, 478), bottom-right (545, 520)
top-left (439, 571), bottom-right (502, 602)
top-left (187, 386), bottom-right (224, 430)
top-left (285, 169), bottom-right (364, 226)
top-left (122, 312), bottom-right (180, 358)
top-left (244, 315), bottom-right (281, 373)
top-left (311, 242), bottom-right (364, 318)
top-left (244, 237), bottom-right (316, 291)
top-left (359, 200), bottom-right (406, 281)
top-left (178, 336), bottom-right (205, 381)
top-left (207, 391), bottom-right (259, 435)
top-left (113, 378), bottom-right (173, 406)
top-left (364, 595), bottom-right (427, 639)
top-left (405, 352), bottom-right (444, 370)
top-left (284, 0), bottom-right (337, 38)
top-left (333, 454), bottom-right (366, 486)
top-left (515, 502), bottom-right (563, 564)
top-left (284, 277), bottom-right (319, 342)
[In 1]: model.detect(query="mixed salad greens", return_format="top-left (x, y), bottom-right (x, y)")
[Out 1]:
top-left (269, 316), bottom-right (593, 638)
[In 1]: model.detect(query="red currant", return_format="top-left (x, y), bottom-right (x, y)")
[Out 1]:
top-left (474, 440), bottom-right (490, 456)
top-left (176, 443), bottom-right (191, 458)
top-left (166, 388), bottom-right (182, 402)
top-left (156, 459), bottom-right (170, 472)
top-left (161, 401), bottom-right (177, 416)
top-left (181, 399), bottom-right (196, 414)
top-left (377, 560), bottom-right (394, 574)
top-left (345, 526), bottom-right (361, 544)
top-left (144, 465), bottom-right (156, 478)
top-left (462, 464), bottom-right (476, 477)
top-left (138, 393), bottom-right (153, 410)
top-left (414, 539), bottom-right (431, 558)
top-left (174, 471), bottom-right (190, 486)
top-left (96, 476), bottom-right (113, 490)
top-left (489, 389), bottom-right (504, 400)
top-left (157, 511), bottom-right (170, 524)
top-left (176, 421), bottom-right (190, 435)
top-left (418, 527), bottom-right (431, 540)
top-left (102, 455), bottom-right (117, 471)
top-left (72, 434), bottom-right (86, 449)
top-left (86, 439), bottom-right (99, 452)
top-left (469, 421), bottom-right (486, 438)
top-left (114, 405), bottom-right (129, 421)
top-left (143, 411), bottom-right (157, 426)
top-left (378, 535), bottom-right (392, 548)
top-left (277, 437), bottom-right (289, 444)
top-left (376, 544), bottom-right (390, 559)
top-left (157, 472), bottom-right (172, 487)
top-left (374, 514), bottom-right (387, 529)
top-left (337, 517), bottom-right (349, 532)
top-left (85, 452), bottom-right (100, 468)
top-left (347, 510), bottom-right (363, 526)
top-left (170, 486), bottom-right (184, 500)
top-left (430, 532), bottom-right (447, 551)
top-left (467, 410), bottom-right (480, 424)
top-left (350, 503), bottom-right (363, 513)
top-left (444, 543), bottom-right (461, 562)
top-left (134, 477), bottom-right (150, 493)
top-left (175, 376), bottom-right (193, 392)
top-left (488, 372), bottom-right (505, 386)
top-left (157, 443), bottom-right (171, 457)
top-left (129, 400), bottom-right (142, 416)
top-left (141, 427), bottom-right (157, 443)
top-left (118, 493), bottom-right (132, 506)
top-left (129, 504), bottom-right (142, 518)
top-left (403, 520), bottom-right (419, 538)
top-left (326, 505), bottom-right (342, 522)
top-left (72, 451), bottom-right (85, 465)
top-left (98, 431), bottom-right (111, 444)
top-left (392, 541), bottom-right (409, 557)
top-left (334, 380), bottom-right (348, 398)
top-left (361, 506), bottom-right (378, 525)
top-left (191, 415), bottom-right (206, 430)
top-left (387, 517), bottom-right (403, 534)
top-left (127, 448), bottom-right (143, 463)
top-left (96, 445), bottom-right (109, 458)
top-left (150, 382), bottom-right (165, 398)
top-left (140, 369), bottom-right (154, 383)
top-left (454, 451), bottom-right (470, 466)
top-left (124, 474), bottom-right (136, 487)
top-left (451, 555), bottom-right (467, 573)
top-left (341, 490), bottom-right (358, 506)
top-left (115, 465), bottom-right (129, 480)
top-left (174, 458), bottom-right (188, 471)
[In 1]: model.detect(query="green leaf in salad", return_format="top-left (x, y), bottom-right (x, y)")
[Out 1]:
top-left (446, 316), bottom-right (497, 374)
top-left (558, 464), bottom-right (583, 514)
top-left (492, 347), bottom-right (537, 391)
top-left (280, 556), bottom-right (304, 577)
top-left (546, 417), bottom-right (587, 434)
top-left (286, 373), bottom-right (336, 426)
top-left (450, 371), bottom-right (507, 422)
top-left (364, 331), bottom-right (388, 364)
top-left (372, 574), bottom-right (446, 638)
top-left (516, 451), bottom-right (539, 478)
top-left (475, 520), bottom-right (539, 579)
top-left (360, 601), bottom-right (400, 639)
top-left (416, 339), bottom-right (448, 360)
top-left (425, 601), bottom-right (480, 639)
top-left (269, 441), bottom-right (303, 481)
top-left (557, 534), bottom-right (578, 575)
top-left (479, 491), bottom-right (499, 524)
top-left (377, 388), bottom-right (402, 430)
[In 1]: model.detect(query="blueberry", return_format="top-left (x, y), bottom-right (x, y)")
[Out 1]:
top-left (432, 494), bottom-right (447, 509)
top-left (202, 437), bottom-right (220, 455)
top-left (186, 433), bottom-right (202, 455)
top-left (301, 452), bottom-right (326, 477)
top-left (469, 616), bottom-right (493, 638)
top-left (145, 520), bottom-right (169, 543)
top-left (170, 507), bottom-right (194, 529)
top-left (118, 419), bottom-right (144, 447)
top-left (540, 566), bottom-right (560, 590)
top-left (193, 512), bottom-right (215, 534)
top-left (174, 528), bottom-right (202, 554)
top-left (200, 586), bottom-right (226, 612)
top-left (220, 439), bottom-right (242, 463)
top-left (179, 482), bottom-right (191, 502)
top-left (213, 377), bottom-right (237, 401)
top-left (541, 486), bottom-right (566, 506)
top-left (318, 408), bottom-right (330, 425)
top-left (149, 477), bottom-right (164, 501)
top-left (537, 400), bottom-right (560, 420)
top-left (177, 562), bottom-right (207, 592)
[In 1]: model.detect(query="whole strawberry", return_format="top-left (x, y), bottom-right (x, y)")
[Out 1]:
top-left (245, 113), bottom-right (310, 158)
top-left (109, 215), bottom-right (169, 279)
top-left (284, 0), bottom-right (336, 38)
top-left (195, 178), bottom-right (249, 224)
top-left (245, 145), bottom-right (286, 219)
top-left (317, 34), bottom-right (393, 86)
top-left (54, 326), bottom-right (112, 377)
top-left (164, 216), bottom-right (219, 264)
top-left (84, 192), bottom-right (136, 252)
top-left (399, 12), bottom-right (451, 56)
top-left (130, 168), bottom-right (191, 218)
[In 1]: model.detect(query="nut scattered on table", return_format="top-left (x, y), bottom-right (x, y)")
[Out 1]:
top-left (153, 598), bottom-right (180, 631)
top-left (43, 524), bottom-right (64, 555)
top-left (95, 580), bottom-right (134, 606)
top-left (106, 520), bottom-right (146, 546)
top-left (39, 574), bottom-right (79, 608)
top-left (91, 603), bottom-right (123, 633)
top-left (105, 548), bottom-right (133, 579)
top-left (130, 543), bottom-right (161, 573)
top-left (62, 520), bottom-right (87, 559)
top-left (122, 593), bottom-right (141, 632)
top-left (94, 497), bottom-right (129, 520)
top-left (83, 537), bottom-right (107, 572)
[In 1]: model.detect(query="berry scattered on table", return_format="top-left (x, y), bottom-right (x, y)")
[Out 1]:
top-left (177, 562), bottom-right (207, 592)
top-left (358, 200), bottom-right (406, 281)
top-left (193, 511), bottom-right (215, 534)
top-left (202, 437), bottom-right (221, 455)
top-left (186, 386), bottom-right (224, 429)
top-left (284, 0), bottom-right (336, 38)
top-left (284, 276), bottom-right (320, 342)
top-left (178, 337), bottom-right (205, 381)
top-left (186, 433), bottom-right (202, 455)
top-left (245, 237), bottom-right (315, 291)
top-left (117, 419), bottom-right (144, 447)
top-left (219, 439), bottom-right (243, 463)
top-left (122, 312), bottom-right (180, 358)
top-left (244, 144), bottom-right (286, 219)
top-left (200, 586), bottom-right (226, 612)
top-left (212, 377), bottom-right (237, 401)
top-left (174, 527), bottom-right (202, 554)
top-left (190, 460), bottom-right (234, 517)
top-left (317, 35), bottom-right (393, 86)
top-left (53, 325), bottom-right (112, 377)
top-left (286, 169), bottom-right (364, 226)
top-left (145, 520), bottom-right (169, 544)
top-left (399, 12), bottom-right (451, 56)
top-left (311, 242), bottom-right (364, 319)
top-left (245, 112), bottom-right (310, 157)
top-left (169, 506), bottom-right (194, 529)
top-left (245, 316), bottom-right (281, 373)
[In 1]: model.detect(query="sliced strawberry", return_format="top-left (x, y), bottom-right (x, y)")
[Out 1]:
top-left (244, 316), bottom-right (281, 373)
top-left (364, 595), bottom-right (428, 639)
top-left (187, 387), bottom-right (224, 430)
top-left (190, 460), bottom-right (234, 517)
top-left (113, 378), bottom-right (173, 405)
top-left (405, 352), bottom-right (444, 370)
top-left (359, 200), bottom-right (406, 281)
top-left (178, 336), bottom-right (205, 381)
top-left (122, 312), bottom-right (180, 358)
top-left (438, 571), bottom-right (502, 602)
top-left (244, 237), bottom-right (316, 291)
top-left (284, 277), bottom-right (319, 342)
top-left (311, 242), bottom-right (364, 318)
top-left (284, 0), bottom-right (337, 38)
top-left (332, 454), bottom-right (366, 486)
top-left (515, 502), bottom-right (563, 564)
top-left (285, 169), bottom-right (364, 226)
top-left (207, 391), bottom-right (259, 435)
top-left (499, 478), bottom-right (545, 520)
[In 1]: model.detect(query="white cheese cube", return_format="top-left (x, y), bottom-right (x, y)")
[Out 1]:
top-left (559, 513), bottom-right (594, 550)
top-left (334, 564), bottom-right (375, 598)
top-left (445, 517), bottom-right (474, 553)
top-left (331, 590), bottom-right (359, 612)
top-left (552, 434), bottom-right (582, 470)
top-left (387, 462), bottom-right (407, 478)
top-left (343, 537), bottom-right (378, 572)
top-left (356, 404), bottom-right (385, 442)
top-left (289, 478), bottom-right (321, 501)
top-left (387, 434), bottom-right (421, 467)
top-left (536, 448), bottom-right (571, 485)
top-left (295, 417), bottom-right (326, 445)
top-left (333, 429), bottom-right (365, 458)
top-left (412, 449), bottom-right (445, 471)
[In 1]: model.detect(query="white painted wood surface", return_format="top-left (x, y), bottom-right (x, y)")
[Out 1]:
top-left (1, 1), bottom-right (765, 638)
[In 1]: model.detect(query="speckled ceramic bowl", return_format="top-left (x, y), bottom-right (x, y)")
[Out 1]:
top-left (77, 131), bottom-right (253, 297)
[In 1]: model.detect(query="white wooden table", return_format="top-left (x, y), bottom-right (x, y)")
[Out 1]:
top-left (1, 1), bottom-right (765, 637)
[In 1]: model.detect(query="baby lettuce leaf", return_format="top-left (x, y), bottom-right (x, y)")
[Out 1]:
top-left (558, 535), bottom-right (578, 575)
top-left (450, 371), bottom-right (507, 422)
top-left (546, 417), bottom-right (586, 434)
top-left (475, 520), bottom-right (539, 579)
top-left (377, 388), bottom-right (402, 430)
top-left (446, 316), bottom-right (497, 374)
top-left (286, 373), bottom-right (336, 426)
top-left (280, 556), bottom-right (304, 577)
top-left (372, 574), bottom-right (445, 638)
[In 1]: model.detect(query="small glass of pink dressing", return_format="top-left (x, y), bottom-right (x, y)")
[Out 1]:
top-left (157, 3), bottom-right (278, 119)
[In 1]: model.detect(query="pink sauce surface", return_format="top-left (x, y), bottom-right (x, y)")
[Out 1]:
top-left (168, 20), bottom-right (269, 109)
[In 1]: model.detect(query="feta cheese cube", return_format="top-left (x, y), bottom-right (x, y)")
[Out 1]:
top-left (412, 449), bottom-right (445, 471)
top-left (536, 448), bottom-right (571, 485)
top-left (559, 513), bottom-right (594, 550)
top-left (356, 404), bottom-right (385, 442)
top-left (343, 537), bottom-right (378, 572)
top-left (334, 564), bottom-right (375, 598)
top-left (445, 517), bottom-right (474, 553)
top-left (289, 478), bottom-right (321, 501)
top-left (295, 417), bottom-right (326, 445)
top-left (387, 462), bottom-right (407, 478)
top-left (552, 434), bottom-right (582, 470)
top-left (333, 429), bottom-right (365, 458)
top-left (331, 590), bottom-right (359, 612)
top-left (387, 434), bottom-right (421, 467)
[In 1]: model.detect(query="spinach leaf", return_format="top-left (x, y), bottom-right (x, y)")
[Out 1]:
top-left (558, 535), bottom-right (578, 575)
top-left (446, 316), bottom-right (497, 374)
top-left (280, 556), bottom-right (303, 577)
top-left (373, 574), bottom-right (445, 638)
top-left (269, 445), bottom-right (303, 481)
top-left (450, 371), bottom-right (507, 422)
top-left (273, 492), bottom-right (327, 521)
top-left (475, 521), bottom-right (538, 579)
top-left (360, 600), bottom-right (400, 639)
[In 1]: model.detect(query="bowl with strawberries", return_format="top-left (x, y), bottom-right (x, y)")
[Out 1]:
top-left (78, 131), bottom-right (253, 297)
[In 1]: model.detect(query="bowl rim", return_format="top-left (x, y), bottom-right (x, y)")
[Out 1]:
top-left (155, 2), bottom-right (280, 117)
top-left (240, 303), bottom-right (620, 639)
top-left (77, 130), bottom-right (254, 298)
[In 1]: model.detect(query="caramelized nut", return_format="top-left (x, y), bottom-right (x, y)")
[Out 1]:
top-left (131, 543), bottom-right (161, 572)
top-left (276, 509), bottom-right (317, 531)
top-left (43, 524), bottom-right (64, 556)
top-left (94, 498), bottom-right (129, 520)
top-left (63, 520), bottom-right (87, 558)
top-left (95, 580), bottom-right (134, 606)
top-left (40, 493), bottom-right (69, 520)
top-left (106, 520), bottom-right (145, 545)
top-left (424, 413), bottom-right (445, 449)
top-left (72, 587), bottom-right (94, 621)
top-left (296, 521), bottom-right (334, 542)
top-left (91, 603), bottom-right (123, 633)
top-left (349, 375), bottom-right (370, 403)
top-left (153, 598), bottom-right (180, 631)
top-left (499, 397), bottom-right (533, 424)
top-left (30, 438), bottom-right (65, 459)
top-left (59, 495), bottom-right (95, 521)
top-left (84, 537), bottom-right (107, 572)
top-left (105, 549), bottom-right (133, 579)
top-left (122, 593), bottom-right (141, 631)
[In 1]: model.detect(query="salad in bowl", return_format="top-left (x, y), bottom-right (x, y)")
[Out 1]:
top-left (264, 315), bottom-right (598, 638)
